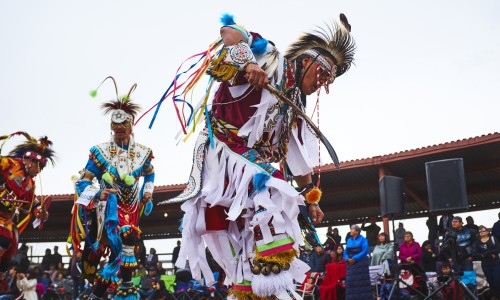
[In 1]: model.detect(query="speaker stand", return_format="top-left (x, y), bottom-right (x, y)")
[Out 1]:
top-left (387, 216), bottom-right (427, 300)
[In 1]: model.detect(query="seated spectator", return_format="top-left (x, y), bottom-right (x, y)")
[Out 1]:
top-left (157, 261), bottom-right (167, 275)
top-left (136, 262), bottom-right (147, 278)
top-left (39, 272), bottom-right (51, 291)
top-left (153, 280), bottom-right (170, 300)
top-left (304, 277), bottom-right (316, 293)
top-left (371, 232), bottom-right (394, 275)
top-left (422, 240), bottom-right (437, 272)
top-left (139, 266), bottom-right (160, 300)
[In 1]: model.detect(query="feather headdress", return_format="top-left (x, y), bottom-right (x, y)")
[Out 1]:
top-left (90, 76), bottom-right (141, 123)
top-left (1, 131), bottom-right (55, 167)
top-left (285, 13), bottom-right (356, 77)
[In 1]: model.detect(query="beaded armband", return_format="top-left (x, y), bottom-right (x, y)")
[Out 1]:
top-left (143, 181), bottom-right (154, 195)
top-left (207, 40), bottom-right (257, 84)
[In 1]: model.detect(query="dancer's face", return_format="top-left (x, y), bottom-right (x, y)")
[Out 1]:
top-left (300, 56), bottom-right (335, 95)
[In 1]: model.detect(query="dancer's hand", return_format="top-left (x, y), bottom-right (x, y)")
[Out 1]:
top-left (308, 203), bottom-right (324, 225)
top-left (100, 188), bottom-right (118, 201)
top-left (245, 64), bottom-right (268, 88)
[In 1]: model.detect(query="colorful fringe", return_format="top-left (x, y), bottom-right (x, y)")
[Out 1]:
top-left (120, 224), bottom-right (141, 239)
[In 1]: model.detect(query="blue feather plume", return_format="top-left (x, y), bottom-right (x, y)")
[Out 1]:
top-left (220, 13), bottom-right (235, 26)
top-left (251, 37), bottom-right (268, 55)
top-left (253, 172), bottom-right (270, 193)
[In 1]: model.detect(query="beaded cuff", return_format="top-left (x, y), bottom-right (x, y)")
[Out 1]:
top-left (207, 41), bottom-right (257, 84)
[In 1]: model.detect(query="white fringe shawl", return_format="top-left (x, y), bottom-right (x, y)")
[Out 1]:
top-left (176, 136), bottom-right (308, 289)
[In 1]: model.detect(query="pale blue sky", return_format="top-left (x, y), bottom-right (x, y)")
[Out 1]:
top-left (1, 1), bottom-right (499, 253)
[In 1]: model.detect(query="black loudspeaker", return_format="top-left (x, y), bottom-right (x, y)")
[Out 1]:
top-left (379, 176), bottom-right (405, 216)
top-left (426, 158), bottom-right (468, 213)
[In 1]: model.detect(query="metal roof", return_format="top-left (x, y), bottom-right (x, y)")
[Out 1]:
top-left (21, 132), bottom-right (500, 242)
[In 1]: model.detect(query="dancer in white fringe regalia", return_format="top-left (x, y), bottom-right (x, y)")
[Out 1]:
top-left (160, 14), bottom-right (356, 300)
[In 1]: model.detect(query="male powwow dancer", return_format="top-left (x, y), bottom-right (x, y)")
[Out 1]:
top-left (70, 77), bottom-right (155, 300)
top-left (152, 14), bottom-right (356, 299)
top-left (0, 132), bottom-right (55, 272)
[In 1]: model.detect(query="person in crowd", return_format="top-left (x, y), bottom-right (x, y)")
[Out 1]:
top-left (398, 231), bottom-right (424, 276)
top-left (345, 225), bottom-right (354, 243)
top-left (324, 227), bottom-right (341, 252)
top-left (136, 262), bottom-right (147, 278)
top-left (71, 251), bottom-right (85, 300)
top-left (18, 252), bottom-right (30, 273)
top-left (426, 215), bottom-right (439, 252)
top-left (473, 225), bottom-right (500, 299)
top-left (146, 248), bottom-right (159, 269)
top-left (41, 248), bottom-right (53, 271)
top-left (311, 245), bottom-right (331, 272)
top-left (435, 262), bottom-right (463, 299)
top-left (156, 261), bottom-right (166, 275)
top-left (172, 240), bottom-right (181, 273)
top-left (1, 265), bottom-right (21, 299)
top-left (39, 272), bottom-right (51, 292)
top-left (153, 281), bottom-right (170, 300)
top-left (361, 217), bottom-right (381, 255)
top-left (344, 225), bottom-right (371, 299)
top-left (491, 212), bottom-right (500, 241)
top-left (439, 213), bottom-right (454, 237)
top-left (422, 240), bottom-right (437, 272)
top-left (70, 79), bottom-right (155, 300)
top-left (16, 271), bottom-right (38, 300)
top-left (334, 245), bottom-right (346, 263)
top-left (51, 246), bottom-right (62, 269)
top-left (371, 232), bottom-right (394, 275)
top-left (395, 222), bottom-right (406, 248)
top-left (299, 247), bottom-right (314, 270)
top-left (52, 272), bottom-right (69, 296)
top-left (465, 216), bottom-right (479, 236)
top-left (31, 266), bottom-right (42, 281)
top-left (446, 216), bottom-right (475, 271)
top-left (139, 266), bottom-right (160, 300)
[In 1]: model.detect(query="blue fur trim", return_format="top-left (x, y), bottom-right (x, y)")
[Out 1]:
top-left (144, 200), bottom-right (153, 216)
top-left (220, 13), bottom-right (235, 26)
top-left (253, 172), bottom-right (270, 193)
top-left (251, 37), bottom-right (268, 55)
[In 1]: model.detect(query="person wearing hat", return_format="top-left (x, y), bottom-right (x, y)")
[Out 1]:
top-left (139, 266), bottom-right (159, 300)
top-left (473, 225), bottom-right (500, 299)
top-left (441, 216), bottom-right (475, 272)
top-left (0, 132), bottom-right (55, 273)
top-left (69, 77), bottom-right (155, 300)
top-left (343, 225), bottom-right (371, 299)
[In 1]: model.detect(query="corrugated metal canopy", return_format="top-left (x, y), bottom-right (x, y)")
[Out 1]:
top-left (21, 133), bottom-right (500, 242)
